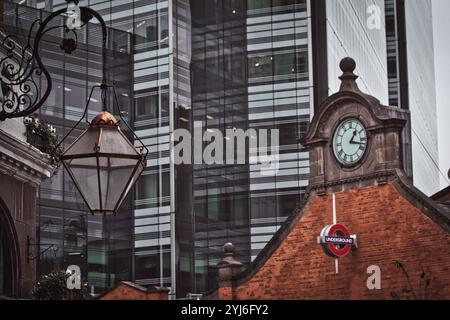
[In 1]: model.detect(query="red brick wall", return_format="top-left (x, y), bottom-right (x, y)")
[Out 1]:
top-left (99, 284), bottom-right (168, 300)
top-left (147, 291), bottom-right (169, 300)
top-left (218, 184), bottom-right (450, 300)
top-left (99, 285), bottom-right (147, 300)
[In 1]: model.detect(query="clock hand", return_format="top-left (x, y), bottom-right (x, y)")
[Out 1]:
top-left (349, 130), bottom-right (362, 145)
top-left (349, 130), bottom-right (357, 144)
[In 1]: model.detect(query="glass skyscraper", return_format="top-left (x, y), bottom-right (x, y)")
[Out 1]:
top-left (17, 0), bottom-right (438, 297)
top-left (384, 0), bottom-right (439, 195)
top-left (404, 0), bottom-right (439, 195)
top-left (326, 0), bottom-right (389, 102)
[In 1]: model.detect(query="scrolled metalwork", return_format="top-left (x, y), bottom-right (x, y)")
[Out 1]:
top-left (0, 29), bottom-right (41, 119)
top-left (0, 5), bottom-right (105, 121)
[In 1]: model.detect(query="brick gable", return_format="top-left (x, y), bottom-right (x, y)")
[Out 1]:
top-left (216, 183), bottom-right (450, 300)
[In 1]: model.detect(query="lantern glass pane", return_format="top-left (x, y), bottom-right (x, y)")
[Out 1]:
top-left (99, 128), bottom-right (138, 156)
top-left (98, 156), bottom-right (139, 212)
top-left (122, 160), bottom-right (146, 205)
top-left (63, 157), bottom-right (100, 211)
top-left (64, 129), bottom-right (100, 156)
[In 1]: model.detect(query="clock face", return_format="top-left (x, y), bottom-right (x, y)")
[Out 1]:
top-left (333, 118), bottom-right (368, 166)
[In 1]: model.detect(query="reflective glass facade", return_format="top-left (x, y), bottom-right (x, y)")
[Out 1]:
top-left (385, 0), bottom-right (401, 106)
top-left (384, 0), bottom-right (438, 194)
top-left (384, 0), bottom-right (413, 178)
top-left (404, 0), bottom-right (439, 195)
top-left (326, 0), bottom-right (389, 103)
top-left (245, 0), bottom-right (309, 263)
top-left (189, 0), bottom-right (251, 292)
top-left (82, 0), bottom-right (174, 292)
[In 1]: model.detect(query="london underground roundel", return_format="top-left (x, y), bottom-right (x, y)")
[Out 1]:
top-left (318, 224), bottom-right (354, 258)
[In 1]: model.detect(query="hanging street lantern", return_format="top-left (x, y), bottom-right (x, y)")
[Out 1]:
top-left (60, 111), bottom-right (146, 215)
top-left (0, 1), bottom-right (148, 215)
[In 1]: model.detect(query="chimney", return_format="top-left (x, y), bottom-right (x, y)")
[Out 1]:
top-left (216, 242), bottom-right (243, 288)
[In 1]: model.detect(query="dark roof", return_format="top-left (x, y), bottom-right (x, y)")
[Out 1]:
top-left (431, 185), bottom-right (450, 203)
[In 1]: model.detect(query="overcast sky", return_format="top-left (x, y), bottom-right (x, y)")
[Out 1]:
top-left (432, 0), bottom-right (450, 189)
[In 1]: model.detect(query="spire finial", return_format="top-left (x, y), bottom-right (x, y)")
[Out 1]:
top-left (223, 242), bottom-right (235, 257)
top-left (217, 242), bottom-right (243, 287)
top-left (339, 57), bottom-right (360, 92)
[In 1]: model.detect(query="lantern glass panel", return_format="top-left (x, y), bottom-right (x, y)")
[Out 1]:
top-left (64, 129), bottom-right (100, 156)
top-left (99, 128), bottom-right (138, 155)
top-left (63, 157), bottom-right (101, 210)
top-left (98, 156), bottom-right (139, 212)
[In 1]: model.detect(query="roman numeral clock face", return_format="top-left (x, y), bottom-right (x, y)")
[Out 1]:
top-left (333, 118), bottom-right (368, 166)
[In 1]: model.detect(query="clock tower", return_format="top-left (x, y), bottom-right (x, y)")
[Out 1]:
top-left (210, 58), bottom-right (450, 301)
top-left (301, 57), bottom-right (410, 193)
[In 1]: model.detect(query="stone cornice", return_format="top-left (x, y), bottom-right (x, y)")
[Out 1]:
top-left (0, 127), bottom-right (56, 187)
top-left (308, 169), bottom-right (397, 194)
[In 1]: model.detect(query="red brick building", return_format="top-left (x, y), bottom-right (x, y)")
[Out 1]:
top-left (98, 282), bottom-right (169, 300)
top-left (206, 58), bottom-right (450, 300)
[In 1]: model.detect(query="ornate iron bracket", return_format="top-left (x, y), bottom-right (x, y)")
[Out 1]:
top-left (26, 235), bottom-right (59, 264)
top-left (0, 2), bottom-right (108, 121)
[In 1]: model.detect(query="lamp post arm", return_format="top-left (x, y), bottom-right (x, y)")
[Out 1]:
top-left (28, 8), bottom-right (66, 118)
top-left (0, 4), bottom-right (109, 120)
top-left (26, 235), bottom-right (59, 263)
top-left (32, 6), bottom-right (109, 112)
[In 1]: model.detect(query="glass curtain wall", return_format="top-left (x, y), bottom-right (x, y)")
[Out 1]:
top-left (246, 0), bottom-right (309, 264)
top-left (189, 0), bottom-right (251, 293)
top-left (326, 0), bottom-right (389, 104)
top-left (87, 0), bottom-right (174, 291)
top-left (403, 0), bottom-right (439, 195)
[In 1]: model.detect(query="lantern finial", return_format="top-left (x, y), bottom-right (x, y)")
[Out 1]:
top-left (90, 111), bottom-right (118, 127)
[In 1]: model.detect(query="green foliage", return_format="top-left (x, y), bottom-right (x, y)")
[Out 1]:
top-left (23, 116), bottom-right (60, 164)
top-left (32, 271), bottom-right (89, 300)
top-left (33, 271), bottom-right (69, 300)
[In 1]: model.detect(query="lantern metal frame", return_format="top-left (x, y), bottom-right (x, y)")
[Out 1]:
top-left (0, 0), bottom-right (149, 215)
top-left (59, 97), bottom-right (148, 215)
